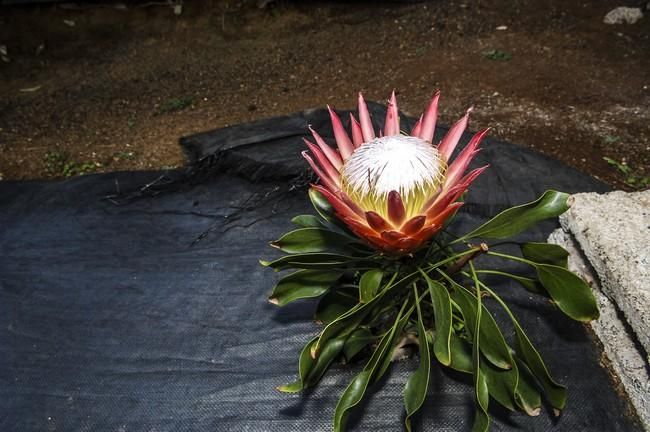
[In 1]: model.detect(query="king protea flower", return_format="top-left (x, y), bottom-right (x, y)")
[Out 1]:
top-left (302, 91), bottom-right (489, 255)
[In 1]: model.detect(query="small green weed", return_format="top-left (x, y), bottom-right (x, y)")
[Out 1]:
top-left (113, 150), bottom-right (136, 161)
top-left (157, 96), bottom-right (194, 114)
top-left (602, 135), bottom-right (621, 145)
top-left (482, 49), bottom-right (512, 61)
top-left (44, 150), bottom-right (99, 178)
top-left (603, 157), bottom-right (650, 189)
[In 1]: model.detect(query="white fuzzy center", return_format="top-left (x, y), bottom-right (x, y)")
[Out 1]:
top-left (340, 135), bottom-right (446, 219)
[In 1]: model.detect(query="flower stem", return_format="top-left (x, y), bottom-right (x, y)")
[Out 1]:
top-left (424, 246), bottom-right (482, 273)
top-left (486, 250), bottom-right (531, 266)
top-left (471, 277), bottom-right (517, 323)
top-left (486, 241), bottom-right (522, 248)
top-left (446, 243), bottom-right (489, 274)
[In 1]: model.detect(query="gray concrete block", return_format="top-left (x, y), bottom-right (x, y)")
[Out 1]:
top-left (559, 190), bottom-right (650, 355)
top-left (549, 229), bottom-right (650, 430)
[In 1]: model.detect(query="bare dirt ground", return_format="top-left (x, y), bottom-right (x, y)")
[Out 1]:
top-left (1, 0), bottom-right (649, 188)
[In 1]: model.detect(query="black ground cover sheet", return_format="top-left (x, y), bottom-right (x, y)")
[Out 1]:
top-left (0, 104), bottom-right (638, 431)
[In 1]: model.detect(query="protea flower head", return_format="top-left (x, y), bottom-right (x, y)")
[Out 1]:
top-left (302, 91), bottom-right (489, 255)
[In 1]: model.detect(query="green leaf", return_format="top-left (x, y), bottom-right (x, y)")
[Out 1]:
top-left (260, 252), bottom-right (367, 271)
top-left (333, 299), bottom-right (411, 432)
top-left (304, 336), bottom-right (347, 387)
top-left (309, 188), bottom-right (335, 221)
top-left (315, 289), bottom-right (357, 325)
top-left (423, 273), bottom-right (453, 366)
top-left (480, 355), bottom-right (518, 411)
top-left (521, 242), bottom-right (569, 268)
top-left (449, 279), bottom-right (513, 370)
top-left (481, 282), bottom-right (567, 412)
top-left (481, 345), bottom-right (543, 416)
top-left (448, 331), bottom-right (473, 373)
top-left (359, 269), bottom-right (383, 303)
top-left (277, 336), bottom-right (317, 393)
top-left (472, 372), bottom-right (491, 432)
top-left (269, 270), bottom-right (342, 306)
top-left (471, 266), bottom-right (490, 432)
top-left (475, 269), bottom-right (546, 295)
top-left (342, 327), bottom-right (376, 362)
top-left (271, 227), bottom-right (356, 254)
top-left (333, 370), bottom-right (372, 432)
top-left (513, 316), bottom-right (567, 412)
top-left (513, 358), bottom-right (543, 416)
top-left (314, 303), bottom-right (372, 359)
top-left (404, 288), bottom-right (431, 432)
top-left (314, 270), bottom-right (418, 357)
top-left (307, 188), bottom-right (365, 238)
top-left (374, 307), bottom-right (413, 380)
top-left (291, 214), bottom-right (324, 228)
top-left (462, 190), bottom-right (570, 240)
top-left (535, 264), bottom-right (599, 322)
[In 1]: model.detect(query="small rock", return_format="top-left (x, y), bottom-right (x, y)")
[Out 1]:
top-left (496, 25), bottom-right (508, 31)
top-left (603, 7), bottom-right (643, 25)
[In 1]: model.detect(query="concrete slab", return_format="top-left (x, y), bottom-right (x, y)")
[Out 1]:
top-left (549, 229), bottom-right (650, 430)
top-left (559, 190), bottom-right (650, 354)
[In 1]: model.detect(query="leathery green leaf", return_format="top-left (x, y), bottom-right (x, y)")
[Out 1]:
top-left (473, 372), bottom-right (491, 432)
top-left (333, 370), bottom-right (372, 432)
top-left (513, 357), bottom-right (542, 416)
top-left (309, 188), bottom-right (335, 220)
top-left (359, 269), bottom-right (383, 303)
top-left (342, 327), bottom-right (375, 362)
top-left (313, 303), bottom-right (371, 359)
top-left (269, 270), bottom-right (342, 306)
top-left (479, 281), bottom-right (567, 412)
top-left (314, 270), bottom-right (418, 358)
top-left (471, 264), bottom-right (490, 432)
top-left (448, 331), bottom-right (473, 373)
top-left (308, 189), bottom-right (360, 237)
top-left (513, 319), bottom-right (567, 412)
top-left (462, 190), bottom-right (570, 240)
top-left (291, 214), bottom-right (325, 228)
top-left (480, 355), bottom-right (518, 411)
top-left (333, 299), bottom-right (410, 432)
top-left (535, 263), bottom-right (599, 322)
top-left (375, 306), bottom-right (413, 380)
top-left (304, 336), bottom-right (347, 387)
top-left (423, 273), bottom-right (453, 366)
top-left (447, 277), bottom-right (513, 370)
top-left (260, 252), bottom-right (368, 271)
top-left (404, 286), bottom-right (431, 432)
top-left (271, 227), bottom-right (357, 254)
top-left (521, 242), bottom-right (569, 268)
top-left (481, 351), bottom-right (543, 416)
top-left (315, 289), bottom-right (357, 325)
top-left (277, 336), bottom-right (317, 393)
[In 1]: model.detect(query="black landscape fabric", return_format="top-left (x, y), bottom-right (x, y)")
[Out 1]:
top-left (0, 104), bottom-right (639, 431)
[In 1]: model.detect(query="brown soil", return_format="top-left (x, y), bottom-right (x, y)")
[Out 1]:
top-left (1, 0), bottom-right (649, 188)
